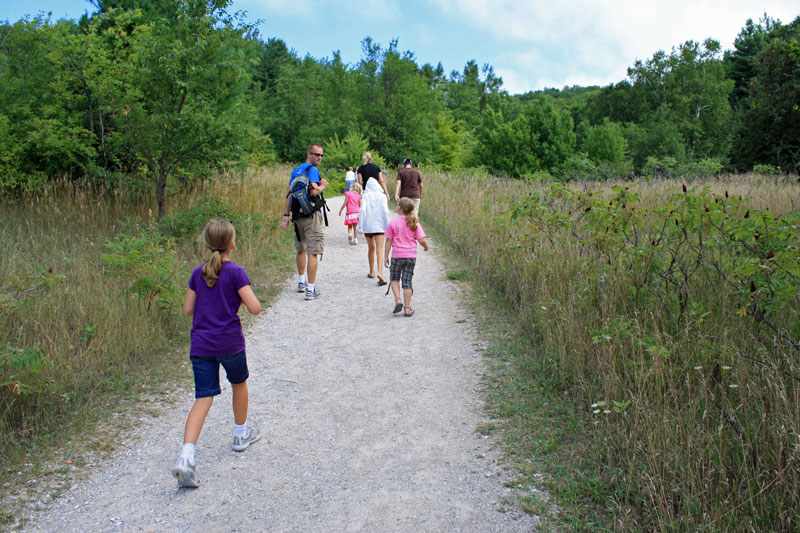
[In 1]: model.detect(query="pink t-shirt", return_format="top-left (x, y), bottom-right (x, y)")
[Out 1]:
top-left (385, 216), bottom-right (426, 258)
top-left (345, 191), bottom-right (361, 215)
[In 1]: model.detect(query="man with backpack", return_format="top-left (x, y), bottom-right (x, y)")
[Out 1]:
top-left (281, 144), bottom-right (328, 300)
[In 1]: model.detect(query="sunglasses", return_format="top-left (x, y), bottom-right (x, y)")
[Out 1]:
top-left (310, 152), bottom-right (324, 157)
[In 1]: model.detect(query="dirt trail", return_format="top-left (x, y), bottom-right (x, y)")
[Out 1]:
top-left (21, 197), bottom-right (538, 532)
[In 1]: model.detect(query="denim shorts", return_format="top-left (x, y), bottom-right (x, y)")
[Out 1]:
top-left (190, 350), bottom-right (249, 399)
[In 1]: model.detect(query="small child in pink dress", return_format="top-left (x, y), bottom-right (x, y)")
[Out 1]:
top-left (383, 197), bottom-right (429, 317)
top-left (339, 182), bottom-right (362, 245)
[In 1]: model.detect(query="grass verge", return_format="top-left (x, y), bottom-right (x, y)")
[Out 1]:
top-left (0, 166), bottom-right (296, 526)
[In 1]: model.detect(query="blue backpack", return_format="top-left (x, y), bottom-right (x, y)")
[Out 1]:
top-left (290, 164), bottom-right (328, 221)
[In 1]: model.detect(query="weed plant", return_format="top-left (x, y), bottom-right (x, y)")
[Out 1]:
top-left (0, 167), bottom-right (293, 473)
top-left (423, 170), bottom-right (800, 530)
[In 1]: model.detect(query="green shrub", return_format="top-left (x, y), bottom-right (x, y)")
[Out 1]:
top-left (157, 198), bottom-right (240, 239)
top-left (101, 231), bottom-right (183, 312)
top-left (752, 163), bottom-right (781, 175)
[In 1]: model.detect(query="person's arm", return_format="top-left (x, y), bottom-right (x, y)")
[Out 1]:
top-left (238, 284), bottom-right (261, 315)
top-left (281, 187), bottom-right (292, 229)
top-left (418, 237), bottom-right (429, 252)
top-left (378, 171), bottom-right (390, 199)
top-left (309, 177), bottom-right (328, 196)
top-left (339, 196), bottom-right (348, 216)
top-left (384, 238), bottom-right (393, 267)
top-left (183, 289), bottom-right (196, 316)
top-left (395, 178), bottom-right (401, 202)
top-left (357, 171), bottom-right (364, 187)
top-left (418, 180), bottom-right (423, 198)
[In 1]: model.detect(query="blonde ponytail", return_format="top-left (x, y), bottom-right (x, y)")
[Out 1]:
top-left (398, 197), bottom-right (417, 231)
top-left (200, 219), bottom-right (235, 287)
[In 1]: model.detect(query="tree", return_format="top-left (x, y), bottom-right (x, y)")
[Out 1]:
top-left (475, 96), bottom-right (576, 177)
top-left (735, 20), bottom-right (800, 170)
top-left (0, 17), bottom-right (95, 193)
top-left (628, 39), bottom-right (733, 161)
top-left (582, 119), bottom-right (627, 165)
top-left (96, 1), bottom-right (256, 217)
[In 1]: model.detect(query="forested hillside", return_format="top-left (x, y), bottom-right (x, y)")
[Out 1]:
top-left (1, 1), bottom-right (798, 209)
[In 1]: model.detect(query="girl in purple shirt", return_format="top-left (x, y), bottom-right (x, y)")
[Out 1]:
top-left (384, 198), bottom-right (429, 317)
top-left (171, 219), bottom-right (262, 488)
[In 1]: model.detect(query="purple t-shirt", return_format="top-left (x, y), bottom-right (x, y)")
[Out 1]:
top-left (385, 216), bottom-right (426, 258)
top-left (189, 261), bottom-right (250, 356)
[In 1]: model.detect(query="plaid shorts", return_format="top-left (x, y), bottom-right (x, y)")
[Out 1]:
top-left (389, 257), bottom-right (416, 290)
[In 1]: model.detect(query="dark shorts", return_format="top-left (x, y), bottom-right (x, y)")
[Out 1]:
top-left (389, 257), bottom-right (416, 290)
top-left (364, 232), bottom-right (384, 238)
top-left (190, 350), bottom-right (249, 399)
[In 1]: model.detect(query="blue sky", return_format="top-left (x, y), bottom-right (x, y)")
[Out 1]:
top-left (1, 0), bottom-right (798, 94)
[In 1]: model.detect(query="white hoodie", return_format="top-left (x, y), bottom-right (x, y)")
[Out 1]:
top-left (357, 178), bottom-right (390, 235)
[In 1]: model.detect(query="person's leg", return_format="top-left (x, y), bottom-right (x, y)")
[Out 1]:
top-left (183, 397), bottom-right (214, 444)
top-left (375, 234), bottom-right (385, 280)
top-left (222, 351), bottom-right (260, 451)
top-left (366, 236), bottom-right (376, 276)
top-left (296, 250), bottom-right (307, 276)
top-left (307, 254), bottom-right (319, 284)
top-left (401, 259), bottom-right (416, 316)
top-left (231, 381), bottom-right (248, 425)
top-left (391, 281), bottom-right (401, 303)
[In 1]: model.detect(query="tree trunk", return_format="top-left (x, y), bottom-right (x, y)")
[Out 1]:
top-left (156, 166), bottom-right (167, 220)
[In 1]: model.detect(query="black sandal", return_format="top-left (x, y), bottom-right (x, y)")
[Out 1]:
top-left (404, 308), bottom-right (414, 317)
top-left (393, 302), bottom-right (403, 314)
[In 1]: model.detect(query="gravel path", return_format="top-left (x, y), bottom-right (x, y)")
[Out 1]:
top-left (21, 198), bottom-right (539, 532)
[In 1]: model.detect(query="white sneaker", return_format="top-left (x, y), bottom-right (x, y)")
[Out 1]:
top-left (304, 287), bottom-right (321, 300)
top-left (171, 456), bottom-right (200, 488)
top-left (297, 281), bottom-right (307, 293)
top-left (353, 238), bottom-right (358, 245)
top-left (232, 421), bottom-right (262, 452)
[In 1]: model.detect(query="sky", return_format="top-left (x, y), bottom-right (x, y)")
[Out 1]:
top-left (1, 0), bottom-right (798, 94)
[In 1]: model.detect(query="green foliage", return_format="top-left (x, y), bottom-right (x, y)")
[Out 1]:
top-left (752, 163), bottom-right (781, 175)
top-left (0, 346), bottom-right (51, 395)
top-left (101, 231), bottom-right (183, 311)
top-left (628, 39), bottom-right (734, 161)
top-left (424, 171), bottom-right (800, 529)
top-left (157, 197), bottom-right (239, 238)
top-left (581, 119), bottom-right (627, 166)
top-left (475, 97), bottom-right (576, 177)
top-left (323, 131), bottom-right (370, 170)
top-left (733, 19), bottom-right (800, 171)
top-left (97, 2), bottom-right (258, 217)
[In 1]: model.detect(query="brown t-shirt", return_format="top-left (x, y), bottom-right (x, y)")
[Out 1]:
top-left (397, 167), bottom-right (422, 199)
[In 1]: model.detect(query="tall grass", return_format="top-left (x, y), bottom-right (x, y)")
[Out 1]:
top-left (423, 171), bottom-right (800, 530)
top-left (0, 167), bottom-right (293, 469)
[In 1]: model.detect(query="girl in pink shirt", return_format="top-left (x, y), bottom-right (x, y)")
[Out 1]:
top-left (383, 197), bottom-right (429, 317)
top-left (339, 182), bottom-right (362, 245)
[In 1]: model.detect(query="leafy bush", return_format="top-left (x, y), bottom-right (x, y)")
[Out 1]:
top-left (323, 131), bottom-right (372, 170)
top-left (101, 231), bottom-right (183, 312)
top-left (693, 157), bottom-right (723, 177)
top-left (581, 119), bottom-right (627, 166)
top-left (157, 197), bottom-right (240, 239)
top-left (560, 153), bottom-right (599, 181)
top-left (752, 163), bottom-right (781, 175)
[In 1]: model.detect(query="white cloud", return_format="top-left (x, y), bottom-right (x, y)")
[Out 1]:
top-left (427, 0), bottom-right (800, 90)
top-left (494, 67), bottom-right (531, 94)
